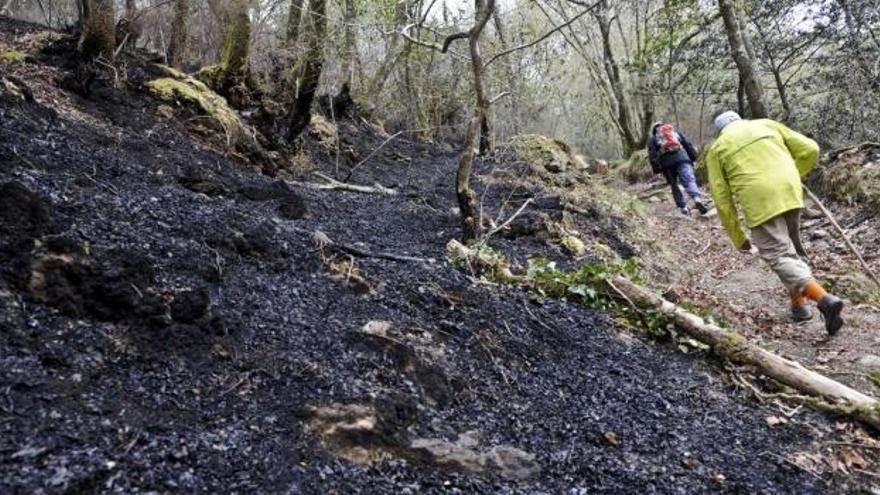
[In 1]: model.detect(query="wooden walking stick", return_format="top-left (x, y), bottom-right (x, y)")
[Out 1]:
top-left (803, 185), bottom-right (880, 290)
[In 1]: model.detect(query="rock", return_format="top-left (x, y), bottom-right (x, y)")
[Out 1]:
top-left (855, 354), bottom-right (880, 370)
top-left (811, 229), bottom-right (829, 239)
top-left (410, 431), bottom-right (540, 480)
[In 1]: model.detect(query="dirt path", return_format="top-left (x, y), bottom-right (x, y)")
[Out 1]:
top-left (638, 178), bottom-right (880, 394)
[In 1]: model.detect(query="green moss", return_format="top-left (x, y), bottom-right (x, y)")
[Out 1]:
top-left (715, 332), bottom-right (749, 363)
top-left (510, 134), bottom-right (585, 174)
top-left (145, 67), bottom-right (244, 144)
top-left (561, 235), bottom-right (585, 256)
top-left (1, 50), bottom-right (28, 64)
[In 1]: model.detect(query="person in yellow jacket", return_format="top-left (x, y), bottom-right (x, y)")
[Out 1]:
top-left (706, 111), bottom-right (844, 335)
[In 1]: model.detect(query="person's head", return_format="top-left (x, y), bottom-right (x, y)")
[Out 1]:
top-left (713, 111), bottom-right (741, 131)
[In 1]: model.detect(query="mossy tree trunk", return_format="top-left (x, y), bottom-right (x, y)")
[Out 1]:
top-left (167, 0), bottom-right (189, 68)
top-left (78, 0), bottom-right (116, 60)
top-left (287, 0), bottom-right (326, 144)
top-left (220, 0), bottom-right (250, 81)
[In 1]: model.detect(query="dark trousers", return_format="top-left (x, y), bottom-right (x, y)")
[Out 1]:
top-left (663, 162), bottom-right (704, 208)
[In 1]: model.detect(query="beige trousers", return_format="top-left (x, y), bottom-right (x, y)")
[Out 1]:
top-left (750, 209), bottom-right (813, 293)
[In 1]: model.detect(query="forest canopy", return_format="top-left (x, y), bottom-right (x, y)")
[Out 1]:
top-left (5, 0), bottom-right (879, 157)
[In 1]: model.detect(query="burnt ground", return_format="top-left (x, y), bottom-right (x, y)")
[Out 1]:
top-left (0, 17), bottom-right (874, 493)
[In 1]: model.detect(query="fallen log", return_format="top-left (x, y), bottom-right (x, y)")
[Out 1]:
top-left (610, 275), bottom-right (880, 429)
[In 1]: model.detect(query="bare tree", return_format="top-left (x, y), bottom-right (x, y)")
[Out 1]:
top-left (167, 0), bottom-right (189, 68)
top-left (287, 0), bottom-right (326, 143)
top-left (444, 0), bottom-right (495, 241)
top-left (718, 0), bottom-right (767, 118)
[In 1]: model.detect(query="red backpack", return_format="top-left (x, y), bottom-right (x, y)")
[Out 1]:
top-left (655, 123), bottom-right (682, 155)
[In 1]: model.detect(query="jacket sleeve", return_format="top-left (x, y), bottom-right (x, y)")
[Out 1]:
top-left (680, 132), bottom-right (699, 162)
top-left (647, 138), bottom-right (661, 173)
top-left (765, 120), bottom-right (820, 178)
top-left (707, 146), bottom-right (748, 249)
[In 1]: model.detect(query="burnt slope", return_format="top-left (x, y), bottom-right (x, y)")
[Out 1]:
top-left (0, 17), bottom-right (843, 494)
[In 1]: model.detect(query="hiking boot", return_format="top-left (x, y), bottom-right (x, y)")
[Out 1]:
top-left (694, 199), bottom-right (709, 215)
top-left (791, 304), bottom-right (813, 322)
top-left (679, 206), bottom-right (691, 216)
top-left (817, 295), bottom-right (844, 336)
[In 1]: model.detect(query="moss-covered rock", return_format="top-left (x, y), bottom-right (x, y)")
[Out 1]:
top-left (812, 143), bottom-right (880, 210)
top-left (510, 134), bottom-right (586, 175)
top-left (561, 235), bottom-right (585, 257)
top-left (145, 64), bottom-right (246, 147)
top-left (1, 50), bottom-right (28, 64)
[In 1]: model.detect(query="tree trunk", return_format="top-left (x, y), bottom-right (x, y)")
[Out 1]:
top-left (611, 275), bottom-right (880, 430)
top-left (595, 1), bottom-right (637, 157)
top-left (457, 115), bottom-right (482, 241)
top-left (219, 0), bottom-right (250, 79)
top-left (366, 0), bottom-right (408, 108)
top-left (454, 0), bottom-right (495, 241)
top-left (287, 0), bottom-right (326, 144)
top-left (78, 0), bottom-right (115, 60)
top-left (718, 0), bottom-right (768, 118)
top-left (342, 0), bottom-right (357, 90)
top-left (287, 0), bottom-right (306, 44)
top-left (167, 0), bottom-right (189, 68)
top-left (736, 75), bottom-right (746, 117)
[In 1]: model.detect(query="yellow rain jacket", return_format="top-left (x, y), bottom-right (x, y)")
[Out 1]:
top-left (705, 119), bottom-right (819, 249)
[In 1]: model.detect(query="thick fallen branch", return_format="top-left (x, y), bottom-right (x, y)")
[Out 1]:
top-left (803, 185), bottom-right (880, 290)
top-left (610, 275), bottom-right (880, 429)
top-left (288, 172), bottom-right (396, 196)
top-left (307, 229), bottom-right (432, 264)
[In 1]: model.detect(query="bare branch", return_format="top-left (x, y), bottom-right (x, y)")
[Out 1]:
top-left (441, 31), bottom-right (469, 52)
top-left (400, 23), bottom-right (466, 59)
top-left (483, 3), bottom-right (600, 68)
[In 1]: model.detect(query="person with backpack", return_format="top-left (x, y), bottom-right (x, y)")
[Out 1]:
top-left (647, 122), bottom-right (710, 216)
top-left (706, 111), bottom-right (844, 335)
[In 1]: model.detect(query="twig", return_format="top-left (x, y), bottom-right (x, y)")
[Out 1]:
top-left (220, 372), bottom-right (251, 397)
top-left (287, 173), bottom-right (396, 196)
top-left (824, 441), bottom-right (880, 450)
top-left (114, 33), bottom-right (131, 59)
top-left (697, 239), bottom-right (712, 255)
top-left (803, 185), bottom-right (880, 290)
top-left (483, 198), bottom-right (533, 240)
top-left (343, 130), bottom-right (405, 182)
top-left (489, 91), bottom-right (511, 104)
top-left (759, 451), bottom-right (825, 482)
top-left (286, 227), bottom-right (433, 264)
